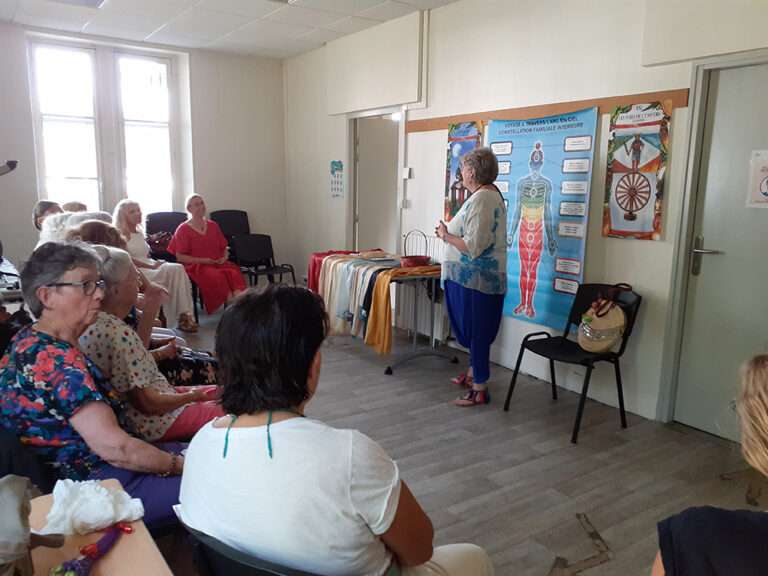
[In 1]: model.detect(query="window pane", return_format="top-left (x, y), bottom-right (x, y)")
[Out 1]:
top-left (119, 57), bottom-right (169, 123)
top-left (46, 177), bottom-right (99, 212)
top-left (124, 123), bottom-right (173, 214)
top-left (42, 118), bottom-right (98, 179)
top-left (35, 46), bottom-right (94, 117)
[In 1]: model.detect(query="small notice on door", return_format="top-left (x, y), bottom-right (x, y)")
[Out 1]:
top-left (331, 160), bottom-right (344, 199)
top-left (747, 150), bottom-right (768, 208)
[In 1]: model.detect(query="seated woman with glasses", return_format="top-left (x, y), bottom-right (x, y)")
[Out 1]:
top-left (65, 220), bottom-right (217, 387)
top-left (179, 285), bottom-right (494, 576)
top-left (0, 242), bottom-right (184, 530)
top-left (79, 245), bottom-right (221, 442)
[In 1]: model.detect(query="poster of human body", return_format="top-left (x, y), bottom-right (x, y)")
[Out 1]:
top-left (603, 102), bottom-right (670, 239)
top-left (445, 122), bottom-right (483, 221)
top-left (487, 107), bottom-right (598, 330)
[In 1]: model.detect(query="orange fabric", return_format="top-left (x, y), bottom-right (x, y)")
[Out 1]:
top-left (364, 266), bottom-right (441, 355)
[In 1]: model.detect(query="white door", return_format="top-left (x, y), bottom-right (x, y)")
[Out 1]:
top-left (355, 116), bottom-right (399, 253)
top-left (674, 63), bottom-right (768, 441)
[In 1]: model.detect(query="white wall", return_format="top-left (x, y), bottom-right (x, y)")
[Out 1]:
top-left (283, 0), bottom-right (698, 420)
top-left (282, 47), bottom-right (350, 277)
top-left (0, 23), bottom-right (288, 267)
top-left (403, 0), bottom-right (693, 420)
top-left (188, 49), bottom-right (287, 257)
top-left (326, 12), bottom-right (422, 115)
top-left (0, 22), bottom-right (40, 265)
top-left (643, 0), bottom-right (768, 65)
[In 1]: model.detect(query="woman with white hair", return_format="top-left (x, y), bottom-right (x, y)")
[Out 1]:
top-left (36, 210), bottom-right (112, 248)
top-left (113, 199), bottom-right (197, 333)
top-left (79, 245), bottom-right (221, 442)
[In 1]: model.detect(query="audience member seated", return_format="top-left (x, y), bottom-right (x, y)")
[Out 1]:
top-left (65, 220), bottom-right (217, 386)
top-left (168, 194), bottom-right (246, 314)
top-left (0, 242), bottom-right (183, 529)
top-left (179, 285), bottom-right (495, 576)
top-left (79, 246), bottom-right (221, 442)
top-left (61, 201), bottom-right (87, 212)
top-left (651, 354), bottom-right (768, 576)
top-left (32, 200), bottom-right (62, 232)
top-left (113, 199), bottom-right (197, 333)
top-left (37, 211), bottom-right (112, 247)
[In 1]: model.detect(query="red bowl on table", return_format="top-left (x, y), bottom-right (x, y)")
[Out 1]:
top-left (400, 255), bottom-right (431, 267)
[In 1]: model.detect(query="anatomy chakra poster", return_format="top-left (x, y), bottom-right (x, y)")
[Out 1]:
top-left (487, 107), bottom-right (598, 330)
top-left (603, 102), bottom-right (670, 240)
top-left (444, 121), bottom-right (483, 222)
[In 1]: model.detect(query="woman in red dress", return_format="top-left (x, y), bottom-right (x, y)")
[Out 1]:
top-left (167, 195), bottom-right (246, 314)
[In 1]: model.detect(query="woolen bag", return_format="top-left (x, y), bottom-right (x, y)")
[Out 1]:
top-left (577, 284), bottom-right (632, 353)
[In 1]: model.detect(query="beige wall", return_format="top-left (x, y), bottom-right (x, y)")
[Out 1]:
top-left (0, 22), bottom-right (39, 265)
top-left (282, 48), bottom-right (350, 277)
top-left (284, 0), bottom-right (698, 420)
top-left (643, 0), bottom-right (768, 65)
top-left (188, 49), bottom-right (287, 258)
top-left (326, 11), bottom-right (422, 115)
top-left (0, 23), bottom-right (287, 266)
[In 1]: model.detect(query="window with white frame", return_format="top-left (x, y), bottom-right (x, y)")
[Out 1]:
top-left (30, 41), bottom-right (180, 214)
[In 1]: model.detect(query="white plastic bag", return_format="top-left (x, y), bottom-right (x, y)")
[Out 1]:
top-left (39, 480), bottom-right (143, 535)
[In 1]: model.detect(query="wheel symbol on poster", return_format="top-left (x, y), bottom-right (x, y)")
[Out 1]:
top-left (614, 172), bottom-right (651, 221)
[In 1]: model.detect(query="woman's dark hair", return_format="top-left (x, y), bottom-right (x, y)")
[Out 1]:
top-left (216, 285), bottom-right (329, 415)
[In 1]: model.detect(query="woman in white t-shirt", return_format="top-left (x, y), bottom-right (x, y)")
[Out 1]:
top-left (113, 199), bottom-right (197, 333)
top-left (179, 285), bottom-right (495, 576)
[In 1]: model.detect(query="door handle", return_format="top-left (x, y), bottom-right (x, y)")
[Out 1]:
top-left (690, 235), bottom-right (724, 276)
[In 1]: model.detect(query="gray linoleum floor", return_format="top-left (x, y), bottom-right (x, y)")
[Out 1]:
top-left (185, 311), bottom-right (762, 576)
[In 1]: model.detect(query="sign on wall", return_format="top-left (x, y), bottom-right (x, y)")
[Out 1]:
top-left (747, 150), bottom-right (768, 208)
top-left (487, 107), bottom-right (598, 330)
top-left (602, 102), bottom-right (670, 239)
top-left (444, 121), bottom-right (483, 222)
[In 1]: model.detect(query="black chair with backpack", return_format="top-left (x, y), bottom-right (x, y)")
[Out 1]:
top-left (145, 211), bottom-right (187, 262)
top-left (503, 283), bottom-right (642, 444)
top-left (182, 522), bottom-right (319, 576)
top-left (232, 234), bottom-right (295, 286)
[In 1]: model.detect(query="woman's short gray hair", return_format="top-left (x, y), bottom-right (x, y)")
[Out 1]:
top-left (460, 147), bottom-right (499, 185)
top-left (91, 245), bottom-right (134, 287)
top-left (21, 242), bottom-right (102, 317)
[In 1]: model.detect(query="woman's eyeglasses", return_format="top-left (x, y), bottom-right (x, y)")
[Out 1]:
top-left (46, 279), bottom-right (106, 296)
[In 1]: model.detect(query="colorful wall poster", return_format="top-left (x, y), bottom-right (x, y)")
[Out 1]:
top-left (603, 102), bottom-right (670, 239)
top-left (747, 150), bottom-right (768, 208)
top-left (330, 160), bottom-right (344, 198)
top-left (444, 121), bottom-right (483, 221)
top-left (487, 107), bottom-right (598, 330)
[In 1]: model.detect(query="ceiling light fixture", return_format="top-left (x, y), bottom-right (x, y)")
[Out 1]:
top-left (47, 0), bottom-right (107, 8)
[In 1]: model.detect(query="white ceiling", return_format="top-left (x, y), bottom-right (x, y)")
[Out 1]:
top-left (0, 0), bottom-right (457, 58)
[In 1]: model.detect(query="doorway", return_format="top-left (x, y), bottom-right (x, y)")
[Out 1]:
top-left (354, 115), bottom-right (399, 253)
top-left (673, 62), bottom-right (768, 441)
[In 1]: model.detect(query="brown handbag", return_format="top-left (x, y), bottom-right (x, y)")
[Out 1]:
top-left (577, 284), bottom-right (632, 353)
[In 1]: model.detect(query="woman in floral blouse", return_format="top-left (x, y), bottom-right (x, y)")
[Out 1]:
top-left (79, 246), bottom-right (222, 442)
top-left (0, 242), bottom-right (183, 529)
top-left (436, 148), bottom-right (507, 407)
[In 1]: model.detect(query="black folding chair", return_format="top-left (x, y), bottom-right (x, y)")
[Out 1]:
top-left (210, 210), bottom-right (250, 262)
top-left (182, 522), bottom-right (319, 576)
top-left (503, 283), bottom-right (642, 444)
top-left (232, 234), bottom-right (295, 286)
top-left (144, 211), bottom-right (202, 322)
